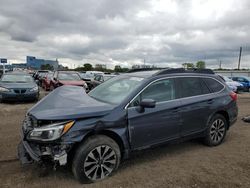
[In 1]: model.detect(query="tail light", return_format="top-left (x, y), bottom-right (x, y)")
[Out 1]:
top-left (229, 91), bottom-right (237, 101)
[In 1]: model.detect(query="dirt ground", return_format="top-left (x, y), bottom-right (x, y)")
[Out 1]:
top-left (0, 91), bottom-right (250, 188)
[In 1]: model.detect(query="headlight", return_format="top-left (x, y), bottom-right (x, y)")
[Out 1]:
top-left (30, 86), bottom-right (38, 92)
top-left (0, 87), bottom-right (10, 92)
top-left (28, 121), bottom-right (74, 141)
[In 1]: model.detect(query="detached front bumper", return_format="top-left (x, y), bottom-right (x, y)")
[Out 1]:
top-left (18, 125), bottom-right (71, 166)
top-left (18, 141), bottom-right (40, 164)
top-left (17, 139), bottom-right (71, 166)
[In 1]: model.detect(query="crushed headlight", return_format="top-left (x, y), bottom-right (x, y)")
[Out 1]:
top-left (0, 87), bottom-right (10, 92)
top-left (28, 121), bottom-right (74, 141)
top-left (30, 86), bottom-right (38, 92)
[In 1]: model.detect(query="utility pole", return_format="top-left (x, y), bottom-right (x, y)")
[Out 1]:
top-left (238, 46), bottom-right (242, 70)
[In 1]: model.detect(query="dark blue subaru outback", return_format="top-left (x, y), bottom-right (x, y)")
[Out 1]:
top-left (18, 69), bottom-right (238, 183)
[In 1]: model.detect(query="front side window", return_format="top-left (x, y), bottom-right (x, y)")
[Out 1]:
top-left (130, 79), bottom-right (176, 106)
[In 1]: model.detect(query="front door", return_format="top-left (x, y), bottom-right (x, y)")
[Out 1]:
top-left (127, 78), bottom-right (182, 149)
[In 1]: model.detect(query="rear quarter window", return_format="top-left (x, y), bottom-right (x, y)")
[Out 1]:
top-left (203, 78), bottom-right (224, 93)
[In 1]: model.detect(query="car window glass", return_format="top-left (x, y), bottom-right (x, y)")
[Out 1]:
top-left (203, 78), bottom-right (224, 93)
top-left (237, 78), bottom-right (244, 82)
top-left (1, 74), bottom-right (33, 83)
top-left (94, 75), bottom-right (100, 81)
top-left (177, 77), bottom-right (208, 98)
top-left (131, 79), bottom-right (175, 106)
top-left (89, 76), bottom-right (143, 105)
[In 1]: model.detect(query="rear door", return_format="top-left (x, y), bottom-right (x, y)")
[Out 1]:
top-left (127, 78), bottom-right (182, 149)
top-left (175, 77), bottom-right (212, 136)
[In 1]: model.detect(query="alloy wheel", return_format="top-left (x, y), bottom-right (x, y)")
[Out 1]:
top-left (210, 119), bottom-right (225, 143)
top-left (84, 145), bottom-right (117, 181)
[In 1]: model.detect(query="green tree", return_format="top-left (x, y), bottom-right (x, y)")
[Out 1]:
top-left (182, 63), bottom-right (195, 69)
top-left (83, 63), bottom-right (93, 71)
top-left (114, 65), bottom-right (122, 72)
top-left (196, 61), bottom-right (206, 69)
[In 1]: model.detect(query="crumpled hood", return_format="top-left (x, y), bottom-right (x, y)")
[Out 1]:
top-left (28, 85), bottom-right (115, 120)
top-left (0, 82), bottom-right (36, 89)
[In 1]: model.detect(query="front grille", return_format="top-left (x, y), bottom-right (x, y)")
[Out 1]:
top-left (14, 89), bottom-right (27, 94)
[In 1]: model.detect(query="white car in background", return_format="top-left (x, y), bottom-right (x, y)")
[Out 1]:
top-left (221, 76), bottom-right (243, 93)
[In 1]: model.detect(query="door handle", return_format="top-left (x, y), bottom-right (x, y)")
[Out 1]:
top-left (207, 99), bottom-right (214, 104)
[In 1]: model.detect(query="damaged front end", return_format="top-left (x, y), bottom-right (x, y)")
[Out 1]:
top-left (18, 115), bottom-right (74, 166)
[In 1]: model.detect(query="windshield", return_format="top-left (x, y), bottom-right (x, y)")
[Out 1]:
top-left (1, 74), bottom-right (34, 83)
top-left (46, 73), bottom-right (53, 79)
top-left (103, 76), bottom-right (115, 81)
top-left (89, 76), bottom-right (144, 104)
top-left (58, 73), bottom-right (81, 81)
top-left (39, 72), bottom-right (47, 77)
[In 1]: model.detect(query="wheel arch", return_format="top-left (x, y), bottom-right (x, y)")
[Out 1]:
top-left (208, 110), bottom-right (230, 130)
top-left (69, 129), bottom-right (127, 161)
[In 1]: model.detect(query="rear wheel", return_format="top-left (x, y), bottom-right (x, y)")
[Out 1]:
top-left (72, 135), bottom-right (121, 183)
top-left (204, 114), bottom-right (227, 146)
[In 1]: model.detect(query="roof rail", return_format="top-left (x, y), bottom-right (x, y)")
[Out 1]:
top-left (126, 68), bottom-right (163, 73)
top-left (155, 68), bottom-right (214, 75)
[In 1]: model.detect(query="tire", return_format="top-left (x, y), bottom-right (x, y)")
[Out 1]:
top-left (49, 85), bottom-right (54, 91)
top-left (204, 114), bottom-right (227, 146)
top-left (72, 135), bottom-right (121, 184)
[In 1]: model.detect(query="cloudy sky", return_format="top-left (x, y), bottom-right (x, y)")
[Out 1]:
top-left (0, 0), bottom-right (250, 69)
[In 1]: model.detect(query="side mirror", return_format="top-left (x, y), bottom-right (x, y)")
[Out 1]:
top-left (35, 80), bottom-right (39, 85)
top-left (137, 99), bottom-right (156, 113)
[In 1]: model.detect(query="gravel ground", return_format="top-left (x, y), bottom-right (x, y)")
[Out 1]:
top-left (0, 91), bottom-right (250, 188)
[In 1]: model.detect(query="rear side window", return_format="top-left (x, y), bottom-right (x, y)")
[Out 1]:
top-left (176, 77), bottom-right (210, 98)
top-left (203, 78), bottom-right (224, 93)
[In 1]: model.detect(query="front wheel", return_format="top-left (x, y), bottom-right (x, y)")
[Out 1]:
top-left (204, 114), bottom-right (227, 146)
top-left (72, 135), bottom-right (121, 183)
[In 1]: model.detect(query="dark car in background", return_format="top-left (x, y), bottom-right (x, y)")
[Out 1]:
top-left (41, 72), bottom-right (54, 91)
top-left (49, 71), bottom-right (88, 91)
top-left (88, 74), bottom-right (116, 90)
top-left (230, 76), bottom-right (250, 92)
top-left (0, 72), bottom-right (39, 102)
top-left (18, 69), bottom-right (237, 183)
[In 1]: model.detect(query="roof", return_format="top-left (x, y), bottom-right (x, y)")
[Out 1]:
top-left (124, 68), bottom-right (216, 79)
top-left (124, 70), bottom-right (159, 78)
